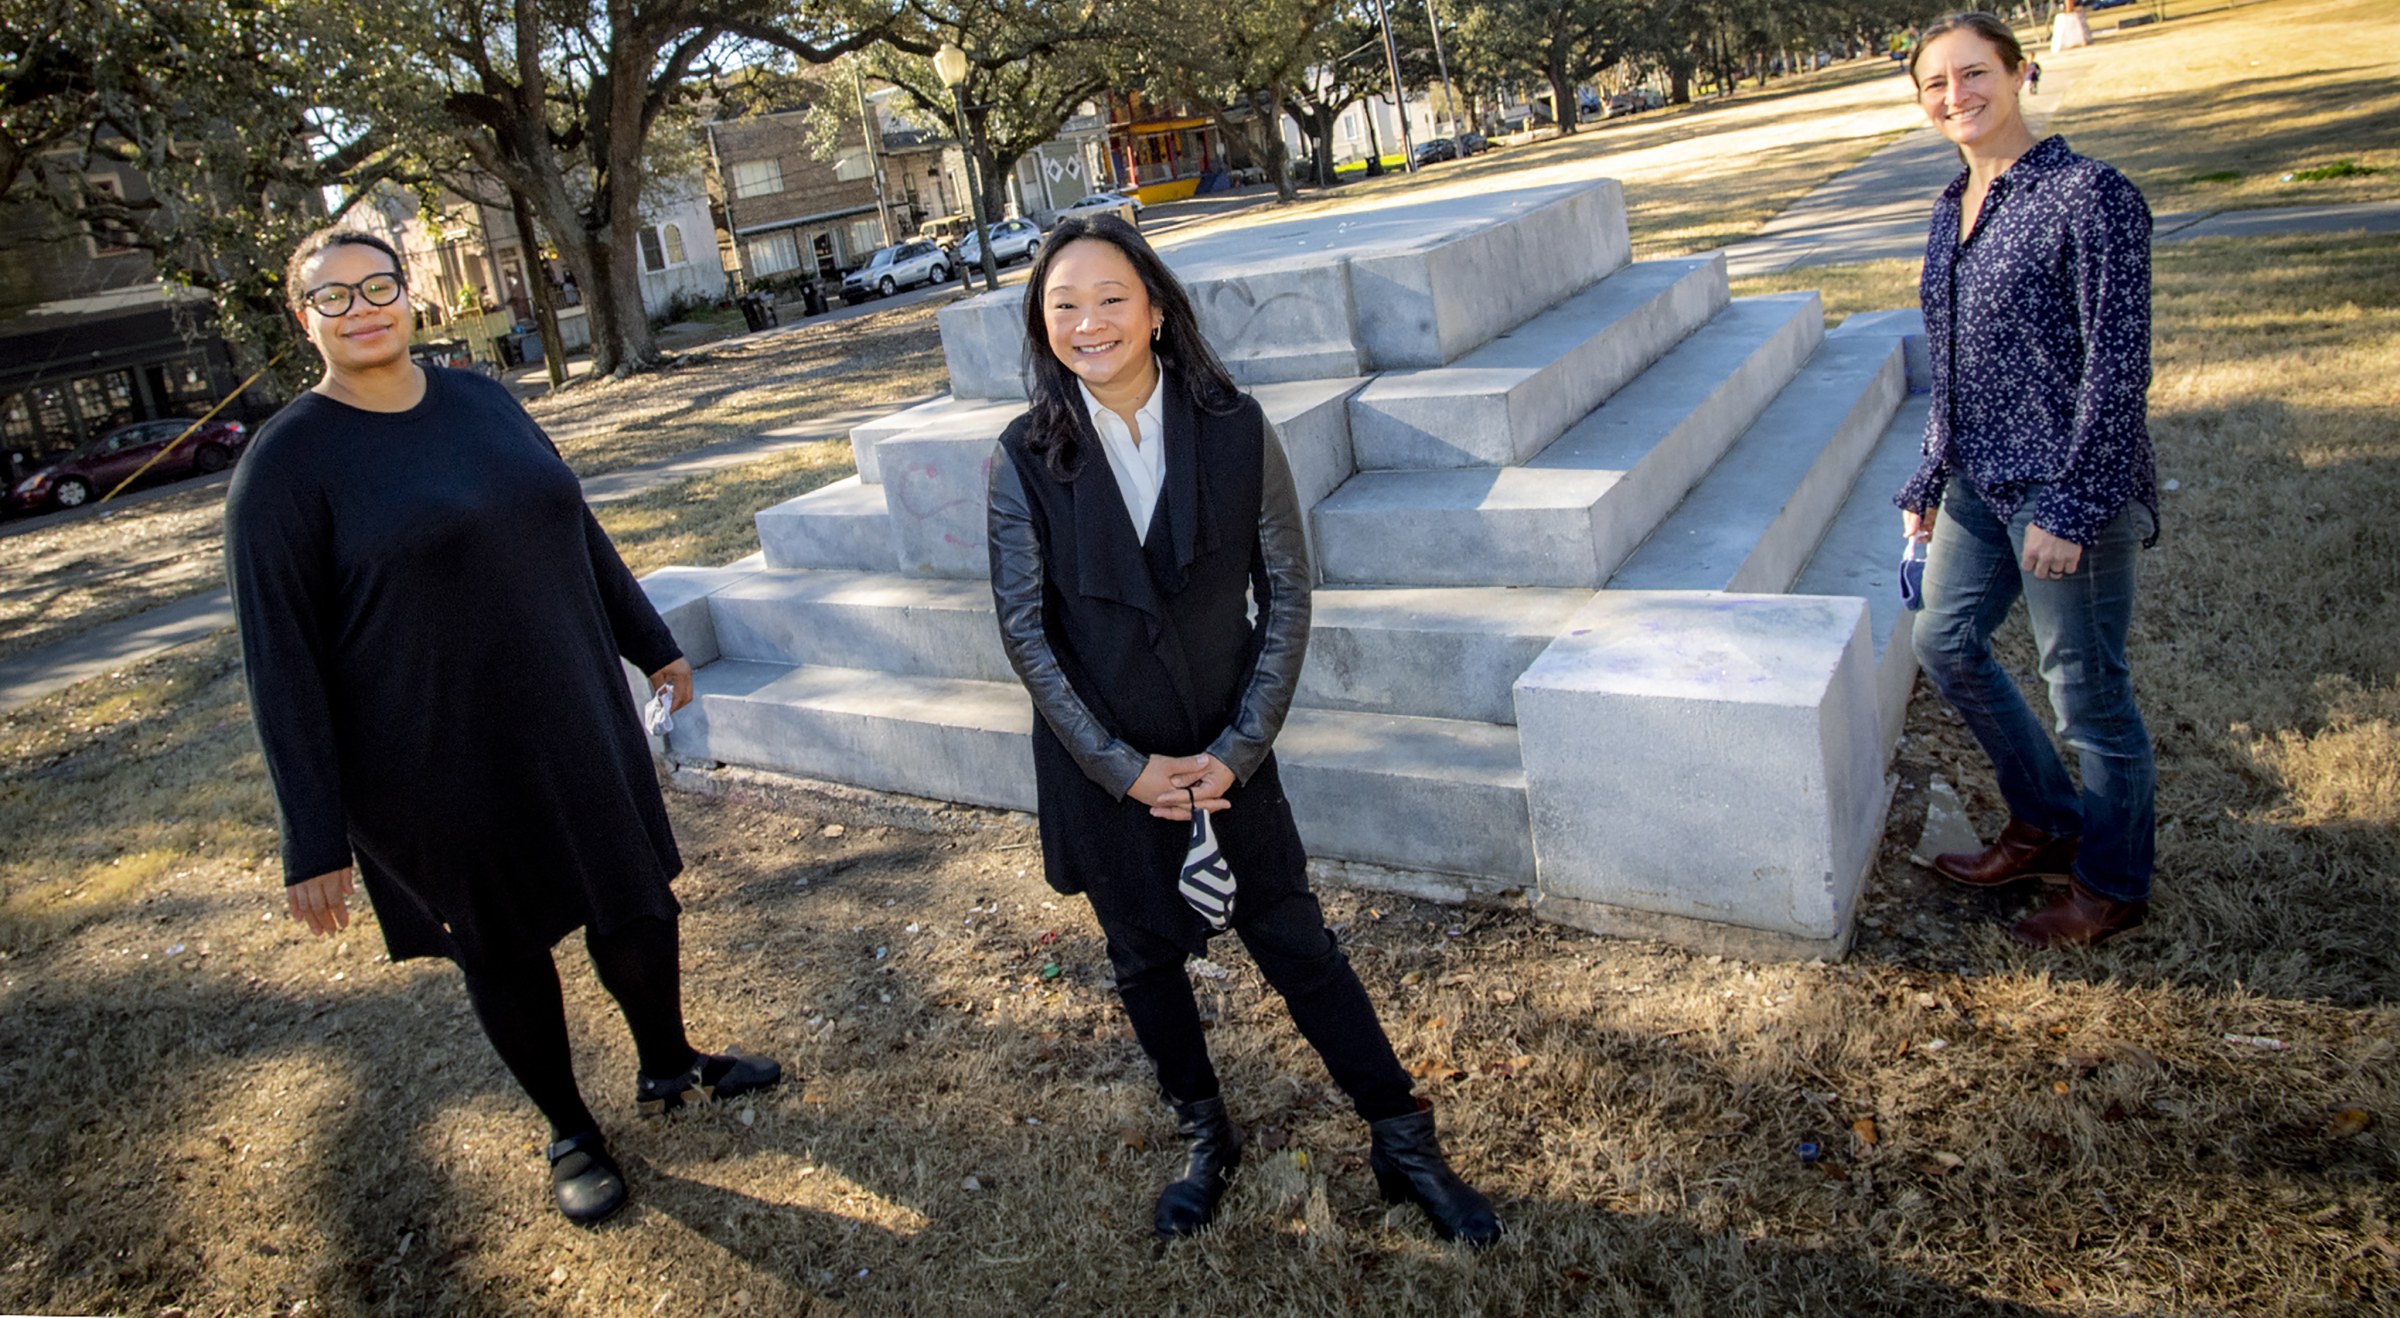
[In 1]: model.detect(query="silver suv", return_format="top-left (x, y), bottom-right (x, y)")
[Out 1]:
top-left (841, 241), bottom-right (953, 304)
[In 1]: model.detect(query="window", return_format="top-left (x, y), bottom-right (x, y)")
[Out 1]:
top-left (72, 372), bottom-right (137, 433)
top-left (729, 159), bottom-right (784, 199)
top-left (638, 227), bottom-right (666, 272)
top-left (661, 223), bottom-right (686, 267)
top-left (745, 230), bottom-right (801, 277)
top-left (2, 394), bottom-right (32, 446)
top-left (834, 148), bottom-right (873, 182)
top-left (845, 218), bottom-right (881, 258)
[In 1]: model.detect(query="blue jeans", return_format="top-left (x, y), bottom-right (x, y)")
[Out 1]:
top-left (1912, 478), bottom-right (2156, 901)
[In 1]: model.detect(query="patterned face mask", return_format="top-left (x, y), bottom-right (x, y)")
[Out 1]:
top-left (1899, 537), bottom-right (1929, 612)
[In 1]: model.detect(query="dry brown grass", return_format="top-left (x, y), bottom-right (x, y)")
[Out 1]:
top-left (531, 302), bottom-right (946, 478)
top-left (599, 441), bottom-right (857, 576)
top-left (0, 487), bottom-right (231, 665)
top-left (2, 232), bottom-right (2397, 1315)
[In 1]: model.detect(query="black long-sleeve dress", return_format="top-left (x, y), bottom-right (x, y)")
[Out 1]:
top-left (225, 365), bottom-right (684, 965)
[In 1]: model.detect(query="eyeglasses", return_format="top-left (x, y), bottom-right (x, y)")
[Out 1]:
top-left (303, 273), bottom-right (406, 317)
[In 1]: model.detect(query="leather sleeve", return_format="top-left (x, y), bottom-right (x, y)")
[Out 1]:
top-left (988, 450), bottom-right (1149, 798)
top-left (1206, 419), bottom-right (1311, 783)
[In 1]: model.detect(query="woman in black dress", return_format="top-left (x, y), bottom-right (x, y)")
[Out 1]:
top-left (986, 215), bottom-right (1500, 1245)
top-left (226, 228), bottom-right (779, 1225)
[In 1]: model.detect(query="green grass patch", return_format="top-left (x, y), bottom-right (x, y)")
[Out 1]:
top-left (2292, 160), bottom-right (2384, 182)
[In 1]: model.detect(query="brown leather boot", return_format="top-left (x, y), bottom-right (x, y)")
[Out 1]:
top-left (1933, 818), bottom-right (2078, 889)
top-left (2010, 878), bottom-right (2147, 948)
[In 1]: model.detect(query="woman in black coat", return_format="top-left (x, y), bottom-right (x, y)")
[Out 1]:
top-left (226, 228), bottom-right (779, 1226)
top-left (986, 215), bottom-right (1500, 1245)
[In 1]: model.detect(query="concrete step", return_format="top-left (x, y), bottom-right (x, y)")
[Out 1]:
top-left (1348, 256), bottom-right (1727, 470)
top-left (1609, 335), bottom-right (1905, 595)
top-left (1793, 392), bottom-right (1933, 749)
top-left (698, 566), bottom-right (1582, 727)
top-left (668, 657), bottom-right (1533, 883)
top-left (846, 394), bottom-right (969, 485)
top-left (1312, 294), bottom-right (1824, 588)
top-left (755, 476), bottom-right (896, 572)
top-left (1300, 586), bottom-right (1594, 725)
top-left (940, 179), bottom-right (1631, 400)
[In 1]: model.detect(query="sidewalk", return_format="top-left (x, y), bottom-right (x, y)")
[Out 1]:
top-left (1723, 57), bottom-right (2400, 275)
top-left (0, 398), bottom-right (930, 715)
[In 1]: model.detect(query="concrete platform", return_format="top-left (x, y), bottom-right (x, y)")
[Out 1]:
top-left (1347, 256), bottom-right (1728, 470)
top-left (1794, 393), bottom-right (1934, 748)
top-left (1299, 585), bottom-right (1596, 724)
top-left (755, 475), bottom-right (897, 572)
top-left (939, 179), bottom-right (1632, 400)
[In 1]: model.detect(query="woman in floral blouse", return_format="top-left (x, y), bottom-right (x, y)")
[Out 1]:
top-left (1896, 11), bottom-right (2160, 948)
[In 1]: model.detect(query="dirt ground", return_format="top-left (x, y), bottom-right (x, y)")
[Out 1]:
top-left (1, 629), bottom-right (2393, 1316)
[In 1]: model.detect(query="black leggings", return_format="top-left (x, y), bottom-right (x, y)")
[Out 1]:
top-left (457, 916), bottom-right (697, 1140)
top-left (1103, 889), bottom-right (1417, 1123)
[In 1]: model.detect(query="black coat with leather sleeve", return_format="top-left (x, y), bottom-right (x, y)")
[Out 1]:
top-left (987, 372), bottom-right (1313, 953)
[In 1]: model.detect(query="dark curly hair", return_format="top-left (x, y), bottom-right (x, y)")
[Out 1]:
top-left (1017, 213), bottom-right (1240, 482)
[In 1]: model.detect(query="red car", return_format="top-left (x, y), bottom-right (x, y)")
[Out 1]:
top-left (8, 417), bottom-right (250, 513)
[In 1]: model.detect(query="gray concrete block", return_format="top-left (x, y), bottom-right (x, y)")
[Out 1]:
top-left (1315, 296), bottom-right (1822, 589)
top-left (1279, 708), bottom-right (1533, 883)
top-left (848, 393), bottom-right (968, 484)
top-left (671, 660), bottom-right (1037, 812)
top-left (1185, 255), bottom-right (1366, 387)
top-left (1794, 393), bottom-right (1933, 749)
top-left (754, 476), bottom-right (898, 572)
top-left (1249, 377), bottom-right (1365, 515)
top-left (635, 565), bottom-right (764, 669)
top-left (938, 289), bottom-right (1029, 401)
top-left (1300, 586), bottom-right (1594, 724)
top-left (1349, 256), bottom-right (1727, 470)
top-left (1829, 307), bottom-right (1930, 393)
top-left (878, 434), bottom-right (1002, 579)
top-left (1610, 336), bottom-right (1903, 595)
top-left (705, 569), bottom-right (1014, 682)
top-left (1514, 591), bottom-right (1886, 944)
top-left (1347, 180), bottom-right (1631, 369)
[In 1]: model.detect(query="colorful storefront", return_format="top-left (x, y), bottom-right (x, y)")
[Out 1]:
top-left (1103, 93), bottom-right (1230, 205)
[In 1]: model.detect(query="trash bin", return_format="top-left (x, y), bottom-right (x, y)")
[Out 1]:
top-left (738, 295), bottom-right (766, 332)
top-left (801, 282), bottom-right (828, 317)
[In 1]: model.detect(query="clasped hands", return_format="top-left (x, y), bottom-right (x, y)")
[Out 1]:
top-left (1128, 752), bottom-right (1234, 822)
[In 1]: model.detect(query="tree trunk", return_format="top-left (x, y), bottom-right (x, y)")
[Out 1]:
top-left (1261, 80), bottom-right (1295, 201)
top-left (1545, 57), bottom-right (1578, 135)
top-left (509, 188), bottom-right (567, 391)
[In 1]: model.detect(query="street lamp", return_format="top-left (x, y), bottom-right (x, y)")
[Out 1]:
top-left (933, 40), bottom-right (1000, 291)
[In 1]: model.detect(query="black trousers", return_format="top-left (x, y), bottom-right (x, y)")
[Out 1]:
top-left (1102, 888), bottom-right (1416, 1123)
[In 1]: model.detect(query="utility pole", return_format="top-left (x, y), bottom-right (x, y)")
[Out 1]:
top-left (852, 55), bottom-right (896, 248)
top-left (1425, 0), bottom-right (1462, 142)
top-left (1370, 0), bottom-right (1416, 171)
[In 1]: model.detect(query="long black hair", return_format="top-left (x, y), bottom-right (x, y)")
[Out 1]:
top-left (1017, 213), bottom-right (1241, 482)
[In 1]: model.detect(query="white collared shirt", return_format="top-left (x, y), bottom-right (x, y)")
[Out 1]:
top-left (1078, 376), bottom-right (1166, 544)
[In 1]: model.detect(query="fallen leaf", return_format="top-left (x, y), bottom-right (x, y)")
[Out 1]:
top-left (1491, 988), bottom-right (1518, 1005)
top-left (1118, 1128), bottom-right (1146, 1152)
top-left (2053, 1080), bottom-right (2072, 1095)
top-left (1926, 1152), bottom-right (1965, 1175)
top-left (2326, 1108), bottom-right (2373, 1138)
top-left (1510, 1053), bottom-right (1534, 1070)
top-left (1424, 1015), bottom-right (1447, 1030)
top-left (821, 824), bottom-right (845, 839)
top-left (1851, 1118), bottom-right (1879, 1148)
top-left (1401, 971), bottom-right (1425, 986)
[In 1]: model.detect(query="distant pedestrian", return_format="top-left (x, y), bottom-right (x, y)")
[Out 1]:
top-left (2026, 57), bottom-right (2042, 92)
top-left (986, 214), bottom-right (1500, 1245)
top-left (1896, 12), bottom-right (2159, 948)
top-left (226, 227), bottom-right (780, 1226)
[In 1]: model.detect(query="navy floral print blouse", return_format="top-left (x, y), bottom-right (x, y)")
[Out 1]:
top-left (1896, 135), bottom-right (2159, 546)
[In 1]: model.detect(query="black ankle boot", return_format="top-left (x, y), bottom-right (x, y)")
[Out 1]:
top-left (546, 1128), bottom-right (628, 1225)
top-left (1368, 1101), bottom-right (1501, 1247)
top-left (1154, 1095), bottom-right (1245, 1238)
top-left (636, 1050), bottom-right (783, 1116)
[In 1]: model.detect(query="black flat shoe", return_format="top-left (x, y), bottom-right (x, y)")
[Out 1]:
top-left (1368, 1101), bottom-right (1502, 1248)
top-left (637, 1050), bottom-right (783, 1116)
top-left (1155, 1095), bottom-right (1245, 1239)
top-left (547, 1128), bottom-right (627, 1225)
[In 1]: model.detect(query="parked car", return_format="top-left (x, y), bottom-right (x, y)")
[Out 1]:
top-left (1410, 137), bottom-right (1460, 167)
top-left (8, 417), bottom-right (251, 513)
top-left (840, 241), bottom-right (954, 304)
top-left (957, 218), bottom-right (1043, 269)
top-left (1059, 191), bottom-right (1145, 221)
top-left (1458, 131), bottom-right (1490, 156)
